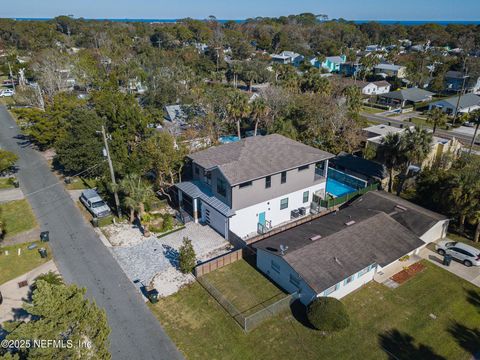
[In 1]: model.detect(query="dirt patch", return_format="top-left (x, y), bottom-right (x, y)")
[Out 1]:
top-left (390, 262), bottom-right (426, 284)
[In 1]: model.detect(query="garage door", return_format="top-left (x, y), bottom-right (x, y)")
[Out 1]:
top-left (201, 201), bottom-right (227, 237)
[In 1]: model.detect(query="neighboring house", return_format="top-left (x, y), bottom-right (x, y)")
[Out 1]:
top-left (428, 93), bottom-right (480, 115)
top-left (253, 190), bottom-right (448, 305)
top-left (374, 64), bottom-right (407, 79)
top-left (357, 81), bottom-right (391, 96)
top-left (365, 45), bottom-right (384, 52)
top-left (377, 88), bottom-right (435, 108)
top-left (127, 78), bottom-right (147, 94)
top-left (271, 51), bottom-right (304, 67)
top-left (329, 153), bottom-right (389, 189)
top-left (363, 124), bottom-right (462, 169)
top-left (339, 61), bottom-right (363, 77)
top-left (310, 55), bottom-right (346, 73)
top-left (444, 71), bottom-right (480, 94)
top-left (175, 134), bottom-right (334, 240)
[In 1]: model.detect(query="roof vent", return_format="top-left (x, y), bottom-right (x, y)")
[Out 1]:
top-left (345, 220), bottom-right (356, 226)
top-left (395, 204), bottom-right (408, 211)
top-left (334, 257), bottom-right (343, 266)
top-left (280, 244), bottom-right (289, 255)
top-left (310, 235), bottom-right (322, 241)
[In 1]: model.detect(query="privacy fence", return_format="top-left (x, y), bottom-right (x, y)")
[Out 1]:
top-left (318, 183), bottom-right (380, 209)
top-left (194, 248), bottom-right (244, 277)
top-left (196, 275), bottom-right (298, 332)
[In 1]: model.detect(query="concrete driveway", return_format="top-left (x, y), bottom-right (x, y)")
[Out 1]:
top-left (0, 188), bottom-right (24, 203)
top-left (419, 247), bottom-right (480, 287)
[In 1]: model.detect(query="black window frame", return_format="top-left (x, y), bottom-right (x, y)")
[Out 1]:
top-left (265, 176), bottom-right (271, 189)
top-left (239, 181), bottom-right (253, 189)
top-left (216, 178), bottom-right (227, 197)
top-left (281, 171), bottom-right (287, 184)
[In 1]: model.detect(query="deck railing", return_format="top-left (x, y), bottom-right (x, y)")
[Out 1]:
top-left (318, 183), bottom-right (380, 209)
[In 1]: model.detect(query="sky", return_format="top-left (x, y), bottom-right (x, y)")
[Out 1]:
top-left (1, 0), bottom-right (480, 21)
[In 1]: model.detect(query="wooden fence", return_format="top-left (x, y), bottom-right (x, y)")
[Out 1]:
top-left (194, 248), bottom-right (244, 277)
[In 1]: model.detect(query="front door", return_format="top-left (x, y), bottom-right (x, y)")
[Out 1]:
top-left (258, 212), bottom-right (266, 226)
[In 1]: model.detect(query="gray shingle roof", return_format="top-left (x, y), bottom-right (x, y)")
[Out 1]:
top-left (253, 190), bottom-right (446, 293)
top-left (188, 134), bottom-right (334, 185)
top-left (430, 93), bottom-right (480, 110)
top-left (380, 88), bottom-right (435, 102)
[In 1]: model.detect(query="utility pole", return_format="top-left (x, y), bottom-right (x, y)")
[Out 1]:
top-left (101, 125), bottom-right (122, 218)
top-left (453, 57), bottom-right (468, 126)
top-left (7, 62), bottom-right (16, 93)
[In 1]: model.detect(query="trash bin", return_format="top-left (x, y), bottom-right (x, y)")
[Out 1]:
top-left (443, 254), bottom-right (452, 266)
top-left (64, 177), bottom-right (72, 184)
top-left (40, 231), bottom-right (50, 242)
top-left (38, 248), bottom-right (48, 259)
top-left (91, 218), bottom-right (99, 227)
top-left (147, 289), bottom-right (159, 304)
top-left (13, 180), bottom-right (19, 188)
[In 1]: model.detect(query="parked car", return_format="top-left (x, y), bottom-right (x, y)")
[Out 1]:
top-left (436, 240), bottom-right (480, 267)
top-left (80, 189), bottom-right (111, 218)
top-left (0, 89), bottom-right (15, 97)
top-left (463, 122), bottom-right (474, 128)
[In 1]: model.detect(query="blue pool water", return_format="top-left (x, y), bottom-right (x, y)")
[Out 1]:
top-left (326, 178), bottom-right (357, 197)
top-left (219, 135), bottom-right (240, 144)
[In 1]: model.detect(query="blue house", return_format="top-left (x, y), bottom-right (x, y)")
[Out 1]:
top-left (310, 55), bottom-right (346, 73)
top-left (340, 61), bottom-right (363, 77)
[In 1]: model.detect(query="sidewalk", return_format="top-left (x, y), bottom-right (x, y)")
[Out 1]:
top-left (419, 247), bottom-right (480, 287)
top-left (0, 260), bottom-right (59, 324)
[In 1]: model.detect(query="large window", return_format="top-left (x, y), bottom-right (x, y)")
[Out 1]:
top-left (239, 181), bottom-right (252, 188)
top-left (217, 178), bottom-right (226, 197)
top-left (323, 283), bottom-right (340, 296)
top-left (271, 260), bottom-right (280, 273)
top-left (344, 274), bottom-right (355, 286)
top-left (265, 176), bottom-right (271, 189)
top-left (357, 266), bottom-right (369, 277)
top-left (281, 171), bottom-right (287, 184)
top-left (280, 198), bottom-right (289, 210)
top-left (303, 191), bottom-right (309, 203)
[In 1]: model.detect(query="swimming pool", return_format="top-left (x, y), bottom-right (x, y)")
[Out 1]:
top-left (219, 135), bottom-right (240, 144)
top-left (326, 178), bottom-right (357, 197)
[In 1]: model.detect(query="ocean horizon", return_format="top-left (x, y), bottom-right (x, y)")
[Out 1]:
top-left (6, 18), bottom-right (480, 26)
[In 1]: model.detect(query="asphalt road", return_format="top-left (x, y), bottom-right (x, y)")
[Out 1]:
top-left (362, 112), bottom-right (476, 145)
top-left (0, 105), bottom-right (183, 360)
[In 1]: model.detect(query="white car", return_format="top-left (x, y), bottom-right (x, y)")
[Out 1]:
top-left (436, 240), bottom-right (480, 267)
top-left (0, 89), bottom-right (15, 97)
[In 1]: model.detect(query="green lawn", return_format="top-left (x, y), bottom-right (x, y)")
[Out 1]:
top-left (0, 178), bottom-right (15, 189)
top-left (361, 106), bottom-right (385, 115)
top-left (202, 259), bottom-right (287, 316)
top-left (0, 199), bottom-right (38, 237)
top-left (0, 241), bottom-right (51, 285)
top-left (151, 261), bottom-right (480, 360)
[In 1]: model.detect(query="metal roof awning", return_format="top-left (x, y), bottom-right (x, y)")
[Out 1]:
top-left (176, 181), bottom-right (235, 217)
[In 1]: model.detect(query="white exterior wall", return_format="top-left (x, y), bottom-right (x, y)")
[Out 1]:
top-left (362, 83), bottom-right (377, 95)
top-left (200, 201), bottom-right (228, 237)
top-left (420, 220), bottom-right (449, 244)
top-left (376, 85), bottom-right (391, 95)
top-left (320, 267), bottom-right (377, 301)
top-left (229, 182), bottom-right (326, 239)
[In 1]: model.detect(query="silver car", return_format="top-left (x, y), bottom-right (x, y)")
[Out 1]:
top-left (80, 189), bottom-right (111, 218)
top-left (436, 240), bottom-right (480, 267)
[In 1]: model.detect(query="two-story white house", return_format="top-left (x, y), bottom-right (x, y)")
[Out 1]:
top-left (175, 134), bottom-right (334, 241)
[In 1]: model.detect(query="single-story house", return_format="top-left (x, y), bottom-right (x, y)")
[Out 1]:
top-left (374, 64), bottom-right (407, 79)
top-left (377, 88), bottom-right (435, 108)
top-left (428, 93), bottom-right (480, 115)
top-left (254, 190), bottom-right (448, 305)
top-left (445, 71), bottom-right (480, 94)
top-left (340, 61), bottom-right (362, 77)
top-left (329, 152), bottom-right (389, 189)
top-left (271, 51), bottom-right (304, 67)
top-left (310, 55), bottom-right (347, 73)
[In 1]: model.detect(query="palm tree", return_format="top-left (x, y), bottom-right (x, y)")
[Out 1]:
top-left (466, 109), bottom-right (480, 154)
top-left (360, 54), bottom-right (380, 81)
top-left (226, 91), bottom-right (250, 139)
top-left (34, 271), bottom-right (64, 287)
top-left (396, 127), bottom-right (433, 196)
top-left (426, 107), bottom-right (447, 134)
top-left (381, 133), bottom-right (405, 193)
top-left (250, 98), bottom-right (269, 136)
top-left (119, 174), bottom-right (155, 223)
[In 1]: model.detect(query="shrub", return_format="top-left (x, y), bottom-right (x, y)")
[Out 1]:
top-left (178, 237), bottom-right (196, 274)
top-left (162, 214), bottom-right (174, 232)
top-left (307, 297), bottom-right (350, 332)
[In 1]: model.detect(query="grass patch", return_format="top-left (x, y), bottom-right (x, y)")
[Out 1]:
top-left (0, 241), bottom-right (51, 285)
top-left (0, 177), bottom-right (15, 189)
top-left (65, 177), bottom-right (98, 190)
top-left (0, 199), bottom-right (37, 237)
top-left (202, 259), bottom-right (287, 316)
top-left (361, 106), bottom-right (385, 114)
top-left (151, 261), bottom-right (480, 360)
